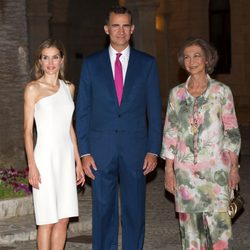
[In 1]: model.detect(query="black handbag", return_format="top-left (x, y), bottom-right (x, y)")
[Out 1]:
top-left (228, 186), bottom-right (244, 218)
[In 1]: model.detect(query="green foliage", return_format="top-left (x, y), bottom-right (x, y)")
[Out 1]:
top-left (0, 167), bottom-right (31, 199)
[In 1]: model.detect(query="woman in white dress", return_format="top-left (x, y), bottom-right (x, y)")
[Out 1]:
top-left (24, 38), bottom-right (85, 250)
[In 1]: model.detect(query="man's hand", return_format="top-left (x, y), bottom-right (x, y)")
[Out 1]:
top-left (143, 153), bottom-right (158, 175)
top-left (81, 155), bottom-right (97, 180)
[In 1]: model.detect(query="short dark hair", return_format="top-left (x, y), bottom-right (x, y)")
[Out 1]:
top-left (177, 37), bottom-right (218, 74)
top-left (105, 6), bottom-right (133, 25)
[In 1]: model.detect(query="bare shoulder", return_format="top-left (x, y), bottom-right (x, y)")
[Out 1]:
top-left (65, 80), bottom-right (75, 96)
top-left (65, 80), bottom-right (75, 88)
top-left (25, 81), bottom-right (40, 92)
top-left (24, 81), bottom-right (41, 101)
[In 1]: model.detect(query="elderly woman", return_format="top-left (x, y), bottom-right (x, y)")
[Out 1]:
top-left (161, 37), bottom-right (241, 250)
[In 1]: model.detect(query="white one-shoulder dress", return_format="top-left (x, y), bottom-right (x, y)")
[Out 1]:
top-left (33, 80), bottom-right (78, 225)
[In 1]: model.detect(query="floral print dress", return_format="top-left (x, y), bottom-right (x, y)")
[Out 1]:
top-left (161, 76), bottom-right (241, 213)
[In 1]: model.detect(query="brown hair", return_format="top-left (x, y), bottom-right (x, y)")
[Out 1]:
top-left (33, 38), bottom-right (66, 80)
top-left (177, 37), bottom-right (218, 74)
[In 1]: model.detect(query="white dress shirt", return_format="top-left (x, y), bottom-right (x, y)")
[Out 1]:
top-left (109, 45), bottom-right (130, 84)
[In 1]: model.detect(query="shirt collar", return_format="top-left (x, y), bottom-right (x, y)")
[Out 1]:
top-left (185, 74), bottom-right (211, 101)
top-left (185, 74), bottom-right (211, 89)
top-left (109, 45), bottom-right (130, 59)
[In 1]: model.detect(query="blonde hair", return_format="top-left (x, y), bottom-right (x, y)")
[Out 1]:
top-left (33, 38), bottom-right (66, 80)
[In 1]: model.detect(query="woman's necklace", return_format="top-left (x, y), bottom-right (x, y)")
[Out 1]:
top-left (188, 79), bottom-right (207, 133)
top-left (189, 84), bottom-right (208, 164)
top-left (191, 97), bottom-right (200, 164)
top-left (188, 82), bottom-right (207, 97)
top-left (191, 98), bottom-right (200, 134)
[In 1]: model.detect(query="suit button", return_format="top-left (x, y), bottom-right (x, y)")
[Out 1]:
top-left (118, 114), bottom-right (121, 118)
top-left (115, 129), bottom-right (118, 133)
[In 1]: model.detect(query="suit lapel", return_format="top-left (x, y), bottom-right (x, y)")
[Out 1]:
top-left (101, 48), bottom-right (138, 109)
top-left (121, 49), bottom-right (137, 106)
top-left (100, 49), bottom-right (120, 108)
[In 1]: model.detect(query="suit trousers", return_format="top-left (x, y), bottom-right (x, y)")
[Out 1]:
top-left (91, 135), bottom-right (146, 250)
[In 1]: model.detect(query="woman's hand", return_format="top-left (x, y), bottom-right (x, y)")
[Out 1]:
top-left (165, 169), bottom-right (176, 195)
top-left (76, 163), bottom-right (85, 186)
top-left (28, 165), bottom-right (41, 189)
top-left (228, 151), bottom-right (240, 189)
top-left (228, 165), bottom-right (240, 189)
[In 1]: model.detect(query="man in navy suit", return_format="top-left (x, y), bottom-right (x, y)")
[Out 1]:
top-left (76, 6), bottom-right (162, 250)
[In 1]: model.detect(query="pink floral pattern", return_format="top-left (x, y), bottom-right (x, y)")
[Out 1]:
top-left (179, 185), bottom-right (193, 200)
top-left (213, 240), bottom-right (228, 250)
top-left (179, 212), bottom-right (232, 249)
top-left (179, 213), bottom-right (189, 222)
top-left (161, 77), bottom-right (241, 213)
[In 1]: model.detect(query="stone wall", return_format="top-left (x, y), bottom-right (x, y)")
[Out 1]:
top-left (156, 0), bottom-right (209, 102)
top-left (0, 0), bottom-right (119, 169)
top-left (156, 0), bottom-right (250, 123)
top-left (1, 0), bottom-right (250, 170)
top-left (0, 0), bottom-right (29, 168)
top-left (50, 0), bottom-right (118, 85)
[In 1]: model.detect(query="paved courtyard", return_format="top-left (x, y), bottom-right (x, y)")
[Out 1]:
top-left (1, 125), bottom-right (249, 250)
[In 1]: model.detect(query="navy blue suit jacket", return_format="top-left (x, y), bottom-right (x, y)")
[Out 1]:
top-left (75, 48), bottom-right (162, 166)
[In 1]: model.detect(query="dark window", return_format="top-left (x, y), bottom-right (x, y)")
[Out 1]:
top-left (209, 0), bottom-right (231, 74)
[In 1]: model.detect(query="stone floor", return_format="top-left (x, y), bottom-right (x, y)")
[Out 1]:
top-left (0, 125), bottom-right (249, 250)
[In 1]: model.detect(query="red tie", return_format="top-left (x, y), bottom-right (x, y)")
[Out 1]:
top-left (114, 53), bottom-right (123, 106)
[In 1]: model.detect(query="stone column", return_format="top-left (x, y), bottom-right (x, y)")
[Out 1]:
top-left (155, 0), bottom-right (170, 103)
top-left (120, 0), bottom-right (160, 56)
top-left (0, 0), bottom-right (30, 169)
